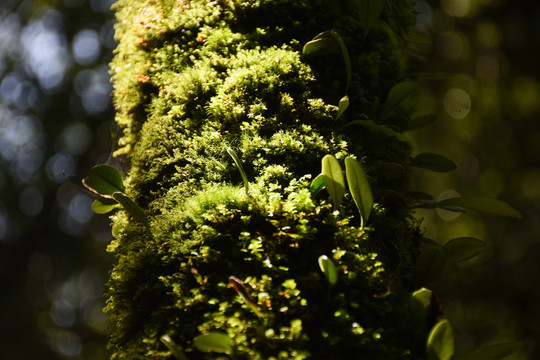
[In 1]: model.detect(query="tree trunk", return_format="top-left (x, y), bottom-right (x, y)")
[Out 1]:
top-left (106, 0), bottom-right (425, 358)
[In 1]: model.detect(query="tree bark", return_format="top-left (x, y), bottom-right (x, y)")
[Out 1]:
top-left (106, 0), bottom-right (424, 358)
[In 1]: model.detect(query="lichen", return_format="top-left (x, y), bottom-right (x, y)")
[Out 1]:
top-left (107, 0), bottom-right (425, 358)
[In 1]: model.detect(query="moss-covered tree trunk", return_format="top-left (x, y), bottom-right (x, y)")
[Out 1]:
top-left (106, 0), bottom-right (427, 358)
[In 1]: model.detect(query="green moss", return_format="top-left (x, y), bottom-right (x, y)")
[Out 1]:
top-left (107, 0), bottom-right (425, 359)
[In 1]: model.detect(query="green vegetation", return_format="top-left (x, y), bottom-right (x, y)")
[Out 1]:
top-left (90, 0), bottom-right (522, 358)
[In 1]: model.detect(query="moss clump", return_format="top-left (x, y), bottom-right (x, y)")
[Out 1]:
top-left (107, 0), bottom-right (425, 358)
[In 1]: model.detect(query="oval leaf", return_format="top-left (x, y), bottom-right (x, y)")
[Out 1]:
top-left (415, 246), bottom-right (446, 284)
top-left (336, 95), bottom-right (349, 120)
top-left (303, 31), bottom-right (351, 92)
top-left (321, 155), bottom-right (345, 208)
top-left (411, 153), bottom-right (457, 172)
top-left (383, 81), bottom-right (421, 119)
top-left (310, 173), bottom-right (326, 196)
top-left (435, 197), bottom-right (522, 218)
top-left (443, 237), bottom-right (487, 263)
top-left (318, 255), bottom-right (338, 286)
top-left (427, 319), bottom-right (454, 360)
top-left (343, 119), bottom-right (410, 143)
top-left (357, 0), bottom-right (386, 36)
top-left (112, 192), bottom-right (150, 230)
top-left (91, 198), bottom-right (118, 214)
top-left (452, 341), bottom-right (523, 360)
top-left (193, 332), bottom-right (234, 354)
top-left (86, 164), bottom-right (125, 196)
top-left (345, 156), bottom-right (374, 228)
top-left (410, 287), bottom-right (433, 321)
top-left (303, 31), bottom-right (340, 56)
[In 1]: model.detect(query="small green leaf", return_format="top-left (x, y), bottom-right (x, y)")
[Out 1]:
top-left (427, 319), bottom-right (454, 360)
top-left (435, 197), bottom-right (522, 218)
top-left (193, 332), bottom-right (234, 354)
top-left (112, 192), bottom-right (150, 231)
top-left (91, 198), bottom-right (118, 214)
top-left (321, 155), bottom-right (345, 208)
top-left (303, 36), bottom-right (338, 57)
top-left (383, 81), bottom-right (421, 120)
top-left (86, 164), bottom-right (125, 196)
top-left (303, 31), bottom-right (351, 92)
top-left (411, 153), bottom-right (457, 172)
top-left (415, 245), bottom-right (446, 284)
top-left (357, 0), bottom-right (386, 38)
top-left (452, 341), bottom-right (523, 360)
top-left (345, 156), bottom-right (374, 228)
top-left (310, 174), bottom-right (326, 196)
top-left (443, 237), bottom-right (487, 263)
top-left (318, 255), bottom-right (338, 286)
top-left (343, 119), bottom-right (410, 143)
top-left (160, 335), bottom-right (188, 360)
top-left (409, 191), bottom-right (434, 201)
top-left (335, 95), bottom-right (349, 120)
top-left (227, 147), bottom-right (249, 197)
top-left (408, 114), bottom-right (437, 130)
top-left (229, 276), bottom-right (263, 318)
top-left (410, 287), bottom-right (433, 321)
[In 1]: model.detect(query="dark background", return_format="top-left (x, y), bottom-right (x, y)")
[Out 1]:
top-left (0, 0), bottom-right (538, 358)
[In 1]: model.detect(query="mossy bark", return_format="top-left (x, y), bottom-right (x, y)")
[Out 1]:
top-left (107, 0), bottom-right (425, 359)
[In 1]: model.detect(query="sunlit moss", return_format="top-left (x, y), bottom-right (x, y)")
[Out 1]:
top-left (107, 0), bottom-right (424, 359)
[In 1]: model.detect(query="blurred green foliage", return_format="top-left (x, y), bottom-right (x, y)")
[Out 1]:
top-left (411, 1), bottom-right (540, 358)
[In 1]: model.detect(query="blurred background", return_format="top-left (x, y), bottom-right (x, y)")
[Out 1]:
top-left (0, 0), bottom-right (538, 359)
top-left (0, 0), bottom-right (115, 358)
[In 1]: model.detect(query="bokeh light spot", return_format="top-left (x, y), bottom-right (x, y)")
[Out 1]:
top-left (50, 299), bottom-right (76, 327)
top-left (436, 189), bottom-right (462, 220)
top-left (46, 151), bottom-right (76, 183)
top-left (437, 31), bottom-right (464, 59)
top-left (444, 88), bottom-right (471, 119)
top-left (58, 122), bottom-right (92, 156)
top-left (72, 29), bottom-right (101, 65)
top-left (19, 187), bottom-right (44, 216)
top-left (441, 0), bottom-right (471, 18)
top-left (68, 193), bottom-right (94, 224)
top-left (54, 329), bottom-right (82, 356)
